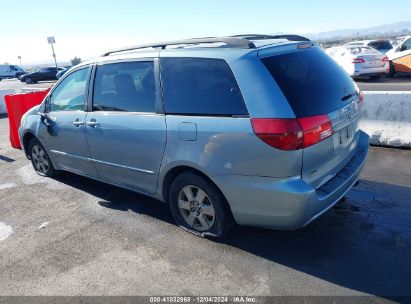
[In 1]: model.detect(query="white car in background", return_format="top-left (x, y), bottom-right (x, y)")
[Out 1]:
top-left (344, 39), bottom-right (393, 53)
top-left (325, 46), bottom-right (389, 79)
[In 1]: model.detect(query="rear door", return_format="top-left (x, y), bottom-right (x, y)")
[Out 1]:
top-left (85, 59), bottom-right (166, 194)
top-left (261, 46), bottom-right (362, 188)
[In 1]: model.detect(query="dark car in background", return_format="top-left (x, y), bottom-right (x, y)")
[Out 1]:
top-left (20, 67), bottom-right (63, 84)
top-left (56, 67), bottom-right (71, 79)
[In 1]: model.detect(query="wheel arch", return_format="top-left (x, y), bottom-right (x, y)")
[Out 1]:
top-left (161, 165), bottom-right (230, 210)
top-left (22, 131), bottom-right (36, 159)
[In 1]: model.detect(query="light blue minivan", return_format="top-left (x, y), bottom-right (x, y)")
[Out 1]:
top-left (19, 35), bottom-right (370, 237)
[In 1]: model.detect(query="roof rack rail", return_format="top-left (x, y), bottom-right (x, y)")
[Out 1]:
top-left (231, 34), bottom-right (311, 41)
top-left (102, 37), bottom-right (256, 56)
top-left (230, 34), bottom-right (311, 42)
top-left (271, 34), bottom-right (311, 42)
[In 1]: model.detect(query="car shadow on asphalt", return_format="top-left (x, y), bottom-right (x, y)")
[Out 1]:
top-left (54, 171), bottom-right (175, 225)
top-left (53, 171), bottom-right (411, 300)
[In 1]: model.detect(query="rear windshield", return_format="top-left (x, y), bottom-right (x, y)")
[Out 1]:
top-left (261, 48), bottom-right (357, 117)
top-left (368, 41), bottom-right (393, 51)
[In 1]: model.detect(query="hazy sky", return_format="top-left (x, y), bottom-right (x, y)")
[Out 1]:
top-left (1, 0), bottom-right (411, 65)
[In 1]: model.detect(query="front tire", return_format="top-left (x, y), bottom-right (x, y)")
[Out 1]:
top-left (28, 138), bottom-right (57, 177)
top-left (25, 77), bottom-right (33, 84)
top-left (169, 172), bottom-right (235, 237)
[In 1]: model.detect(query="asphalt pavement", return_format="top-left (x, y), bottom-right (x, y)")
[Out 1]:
top-left (0, 116), bottom-right (410, 299)
top-left (355, 75), bottom-right (411, 91)
top-left (0, 79), bottom-right (55, 93)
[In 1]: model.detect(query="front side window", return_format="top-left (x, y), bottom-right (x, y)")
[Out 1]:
top-left (160, 58), bottom-right (248, 116)
top-left (9, 65), bottom-right (17, 71)
top-left (49, 67), bottom-right (90, 112)
top-left (92, 61), bottom-right (156, 112)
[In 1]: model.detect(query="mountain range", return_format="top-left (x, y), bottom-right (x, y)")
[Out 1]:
top-left (306, 21), bottom-right (411, 40)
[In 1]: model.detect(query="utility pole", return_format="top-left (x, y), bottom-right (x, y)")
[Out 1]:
top-left (47, 36), bottom-right (58, 72)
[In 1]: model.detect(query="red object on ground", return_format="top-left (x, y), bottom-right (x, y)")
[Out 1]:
top-left (4, 88), bottom-right (51, 149)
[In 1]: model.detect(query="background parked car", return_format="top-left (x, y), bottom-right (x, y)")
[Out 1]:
top-left (20, 67), bottom-right (63, 84)
top-left (386, 36), bottom-right (411, 75)
top-left (0, 64), bottom-right (26, 80)
top-left (344, 39), bottom-right (393, 53)
top-left (56, 67), bottom-right (71, 79)
top-left (325, 46), bottom-right (389, 79)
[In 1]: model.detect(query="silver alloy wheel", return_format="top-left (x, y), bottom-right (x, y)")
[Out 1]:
top-left (31, 144), bottom-right (50, 174)
top-left (178, 185), bottom-right (215, 231)
top-left (25, 77), bottom-right (32, 84)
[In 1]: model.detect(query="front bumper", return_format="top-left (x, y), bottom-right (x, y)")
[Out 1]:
top-left (213, 130), bottom-right (370, 230)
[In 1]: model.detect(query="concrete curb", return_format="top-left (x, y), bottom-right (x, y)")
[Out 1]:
top-left (360, 91), bottom-right (411, 148)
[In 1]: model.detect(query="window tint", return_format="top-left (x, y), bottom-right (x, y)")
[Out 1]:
top-left (261, 48), bottom-right (357, 117)
top-left (93, 61), bottom-right (156, 112)
top-left (50, 67), bottom-right (90, 112)
top-left (9, 65), bottom-right (17, 71)
top-left (368, 40), bottom-right (393, 51)
top-left (160, 58), bottom-right (248, 116)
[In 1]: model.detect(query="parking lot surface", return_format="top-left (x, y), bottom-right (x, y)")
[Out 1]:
top-left (356, 75), bottom-right (411, 91)
top-left (0, 79), bottom-right (55, 94)
top-left (0, 117), bottom-right (410, 299)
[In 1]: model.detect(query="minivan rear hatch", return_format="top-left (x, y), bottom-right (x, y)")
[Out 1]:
top-left (260, 46), bottom-right (362, 189)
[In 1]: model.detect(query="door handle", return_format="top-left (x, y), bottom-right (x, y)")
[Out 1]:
top-left (72, 119), bottom-right (84, 127)
top-left (86, 119), bottom-right (99, 127)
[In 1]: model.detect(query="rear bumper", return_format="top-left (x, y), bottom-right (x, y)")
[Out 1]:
top-left (213, 130), bottom-right (370, 230)
top-left (351, 66), bottom-right (389, 77)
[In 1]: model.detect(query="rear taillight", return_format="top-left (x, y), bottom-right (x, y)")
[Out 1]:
top-left (251, 114), bottom-right (334, 151)
top-left (382, 56), bottom-right (388, 62)
top-left (250, 118), bottom-right (303, 150)
top-left (359, 90), bottom-right (364, 109)
top-left (298, 115), bottom-right (334, 148)
top-left (352, 58), bottom-right (365, 64)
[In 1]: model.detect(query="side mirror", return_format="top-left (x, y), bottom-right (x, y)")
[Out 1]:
top-left (38, 111), bottom-right (51, 126)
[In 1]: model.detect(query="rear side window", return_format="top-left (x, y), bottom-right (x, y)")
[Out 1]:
top-left (261, 48), bottom-right (357, 117)
top-left (93, 61), bottom-right (156, 112)
top-left (160, 58), bottom-right (248, 116)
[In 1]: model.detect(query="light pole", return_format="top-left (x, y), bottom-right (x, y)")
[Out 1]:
top-left (47, 36), bottom-right (58, 72)
top-left (17, 56), bottom-right (22, 68)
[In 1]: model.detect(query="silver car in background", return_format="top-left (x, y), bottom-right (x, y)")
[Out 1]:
top-left (19, 35), bottom-right (370, 237)
top-left (326, 45), bottom-right (389, 79)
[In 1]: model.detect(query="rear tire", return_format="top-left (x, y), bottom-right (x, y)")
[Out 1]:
top-left (168, 172), bottom-right (235, 237)
top-left (388, 61), bottom-right (396, 77)
top-left (28, 138), bottom-right (57, 177)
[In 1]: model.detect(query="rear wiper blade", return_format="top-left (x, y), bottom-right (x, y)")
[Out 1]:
top-left (341, 92), bottom-right (356, 101)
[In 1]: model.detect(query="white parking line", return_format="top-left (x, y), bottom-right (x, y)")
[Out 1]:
top-left (0, 222), bottom-right (13, 241)
top-left (0, 183), bottom-right (17, 190)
